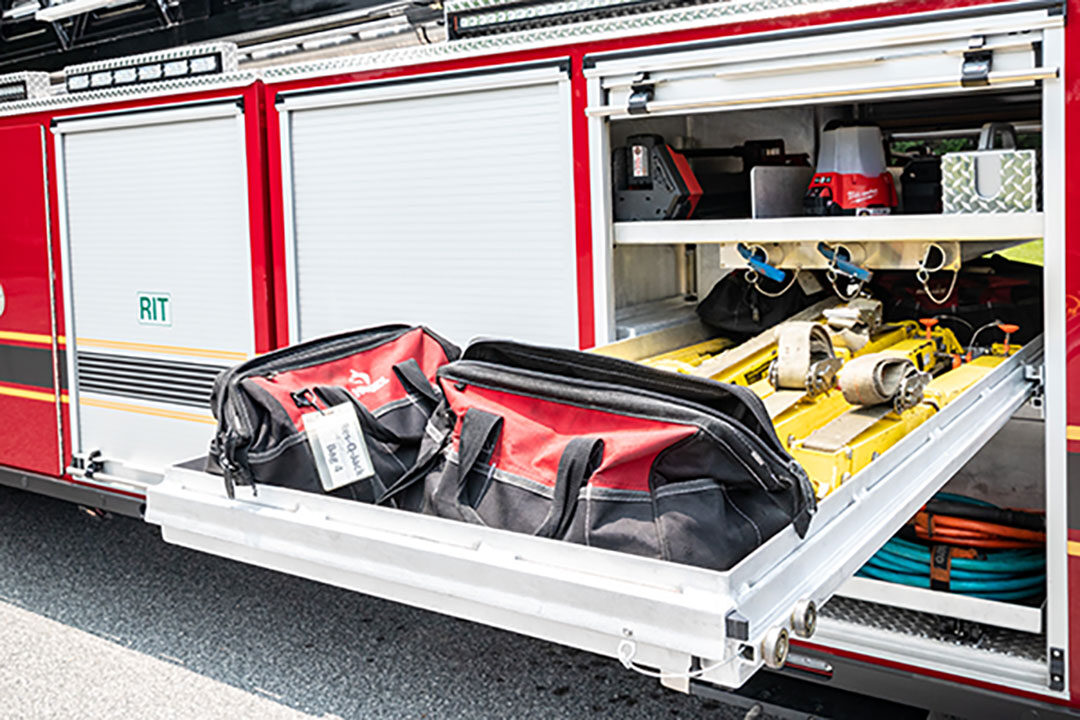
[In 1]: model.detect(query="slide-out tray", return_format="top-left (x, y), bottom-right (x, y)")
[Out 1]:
top-left (146, 337), bottom-right (1041, 690)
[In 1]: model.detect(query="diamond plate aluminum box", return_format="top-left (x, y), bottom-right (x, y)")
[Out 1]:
top-left (941, 149), bottom-right (1037, 214)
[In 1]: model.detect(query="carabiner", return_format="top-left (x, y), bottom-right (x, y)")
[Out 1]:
top-left (817, 242), bottom-right (873, 283)
top-left (737, 243), bottom-right (788, 284)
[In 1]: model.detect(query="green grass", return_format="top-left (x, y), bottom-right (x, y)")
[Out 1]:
top-left (991, 239), bottom-right (1044, 266)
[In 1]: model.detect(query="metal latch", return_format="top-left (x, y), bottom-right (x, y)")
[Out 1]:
top-left (627, 72), bottom-right (654, 115)
top-left (1024, 363), bottom-right (1045, 384)
top-left (961, 36), bottom-right (992, 87)
top-left (1017, 364), bottom-right (1046, 420)
top-left (69, 449), bottom-right (105, 479)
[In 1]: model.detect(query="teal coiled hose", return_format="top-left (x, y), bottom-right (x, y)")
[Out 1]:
top-left (856, 494), bottom-right (1046, 602)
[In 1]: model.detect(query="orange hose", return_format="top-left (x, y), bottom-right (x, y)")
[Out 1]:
top-left (911, 510), bottom-right (1044, 550)
top-left (927, 516), bottom-right (1046, 542)
top-left (922, 527), bottom-right (995, 540)
top-left (911, 529), bottom-right (1039, 550)
top-left (919, 529), bottom-right (1037, 545)
top-left (913, 512), bottom-right (1046, 543)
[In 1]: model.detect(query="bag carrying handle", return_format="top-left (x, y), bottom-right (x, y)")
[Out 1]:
top-left (311, 358), bottom-right (441, 443)
top-left (534, 437), bottom-right (605, 539)
top-left (433, 408), bottom-right (504, 524)
top-left (977, 122), bottom-right (1017, 151)
top-left (393, 358), bottom-right (441, 406)
top-left (434, 411), bottom-right (605, 538)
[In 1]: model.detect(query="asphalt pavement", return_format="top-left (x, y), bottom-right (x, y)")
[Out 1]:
top-left (0, 485), bottom-right (733, 720)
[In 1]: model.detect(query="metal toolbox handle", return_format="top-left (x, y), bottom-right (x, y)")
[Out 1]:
top-left (977, 122), bottom-right (1018, 150)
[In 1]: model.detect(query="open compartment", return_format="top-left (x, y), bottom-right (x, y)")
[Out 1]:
top-left (584, 2), bottom-right (1064, 697)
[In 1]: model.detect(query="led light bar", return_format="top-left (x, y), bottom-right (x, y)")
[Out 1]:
top-left (0, 72), bottom-right (52, 105)
top-left (63, 43), bottom-right (238, 94)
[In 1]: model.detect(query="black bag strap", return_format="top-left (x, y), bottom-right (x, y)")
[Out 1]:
top-left (792, 504), bottom-right (812, 538)
top-left (312, 385), bottom-right (403, 445)
top-left (534, 438), bottom-right (605, 539)
top-left (374, 401), bottom-right (457, 508)
top-left (449, 409), bottom-right (504, 519)
top-left (393, 359), bottom-right (441, 406)
top-left (216, 429), bottom-right (253, 499)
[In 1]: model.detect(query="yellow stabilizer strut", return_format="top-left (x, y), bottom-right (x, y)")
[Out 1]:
top-left (639, 332), bottom-right (773, 385)
top-left (832, 320), bottom-right (964, 360)
top-left (684, 298), bottom-right (842, 386)
top-left (791, 352), bottom-right (1012, 498)
top-left (641, 337), bottom-right (735, 374)
top-left (629, 298), bottom-right (998, 500)
top-left (751, 324), bottom-right (961, 451)
top-left (642, 311), bottom-right (963, 388)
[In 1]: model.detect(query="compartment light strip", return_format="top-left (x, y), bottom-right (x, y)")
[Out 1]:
top-left (64, 44), bottom-right (237, 94)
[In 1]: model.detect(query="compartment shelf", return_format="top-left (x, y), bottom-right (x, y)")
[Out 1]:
top-left (612, 213), bottom-right (1045, 246)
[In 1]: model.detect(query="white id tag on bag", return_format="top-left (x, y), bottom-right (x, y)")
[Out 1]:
top-left (304, 403), bottom-right (375, 492)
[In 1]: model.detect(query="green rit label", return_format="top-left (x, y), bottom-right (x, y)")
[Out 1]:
top-left (138, 292), bottom-right (171, 326)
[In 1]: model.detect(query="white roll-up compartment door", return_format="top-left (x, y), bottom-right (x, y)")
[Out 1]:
top-left (587, 8), bottom-right (1058, 119)
top-left (55, 101), bottom-right (255, 476)
top-left (279, 63), bottom-right (579, 347)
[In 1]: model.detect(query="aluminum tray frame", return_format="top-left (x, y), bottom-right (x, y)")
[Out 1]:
top-left (146, 337), bottom-right (1041, 691)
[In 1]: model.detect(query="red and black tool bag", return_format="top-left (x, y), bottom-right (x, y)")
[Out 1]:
top-left (383, 340), bottom-right (815, 571)
top-left (207, 325), bottom-right (459, 501)
top-left (873, 256), bottom-right (1042, 344)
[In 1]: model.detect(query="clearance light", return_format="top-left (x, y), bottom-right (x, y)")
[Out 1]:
top-left (64, 43), bottom-right (235, 94)
top-left (162, 59), bottom-right (189, 78)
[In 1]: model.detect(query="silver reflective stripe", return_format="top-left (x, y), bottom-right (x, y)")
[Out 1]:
top-left (447, 449), bottom-right (555, 499)
top-left (581, 485), bottom-right (653, 502)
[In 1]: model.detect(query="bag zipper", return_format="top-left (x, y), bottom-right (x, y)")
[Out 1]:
top-left (449, 354), bottom-right (789, 473)
top-left (442, 362), bottom-right (797, 495)
top-left (465, 343), bottom-right (781, 453)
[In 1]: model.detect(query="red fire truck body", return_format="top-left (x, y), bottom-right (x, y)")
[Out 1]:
top-left (0, 0), bottom-right (1076, 714)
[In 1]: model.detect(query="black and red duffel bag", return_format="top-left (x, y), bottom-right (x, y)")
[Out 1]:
top-left (383, 340), bottom-right (815, 571)
top-left (207, 325), bottom-right (459, 501)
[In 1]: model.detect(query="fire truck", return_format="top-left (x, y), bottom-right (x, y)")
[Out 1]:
top-left (0, 0), bottom-right (1075, 715)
